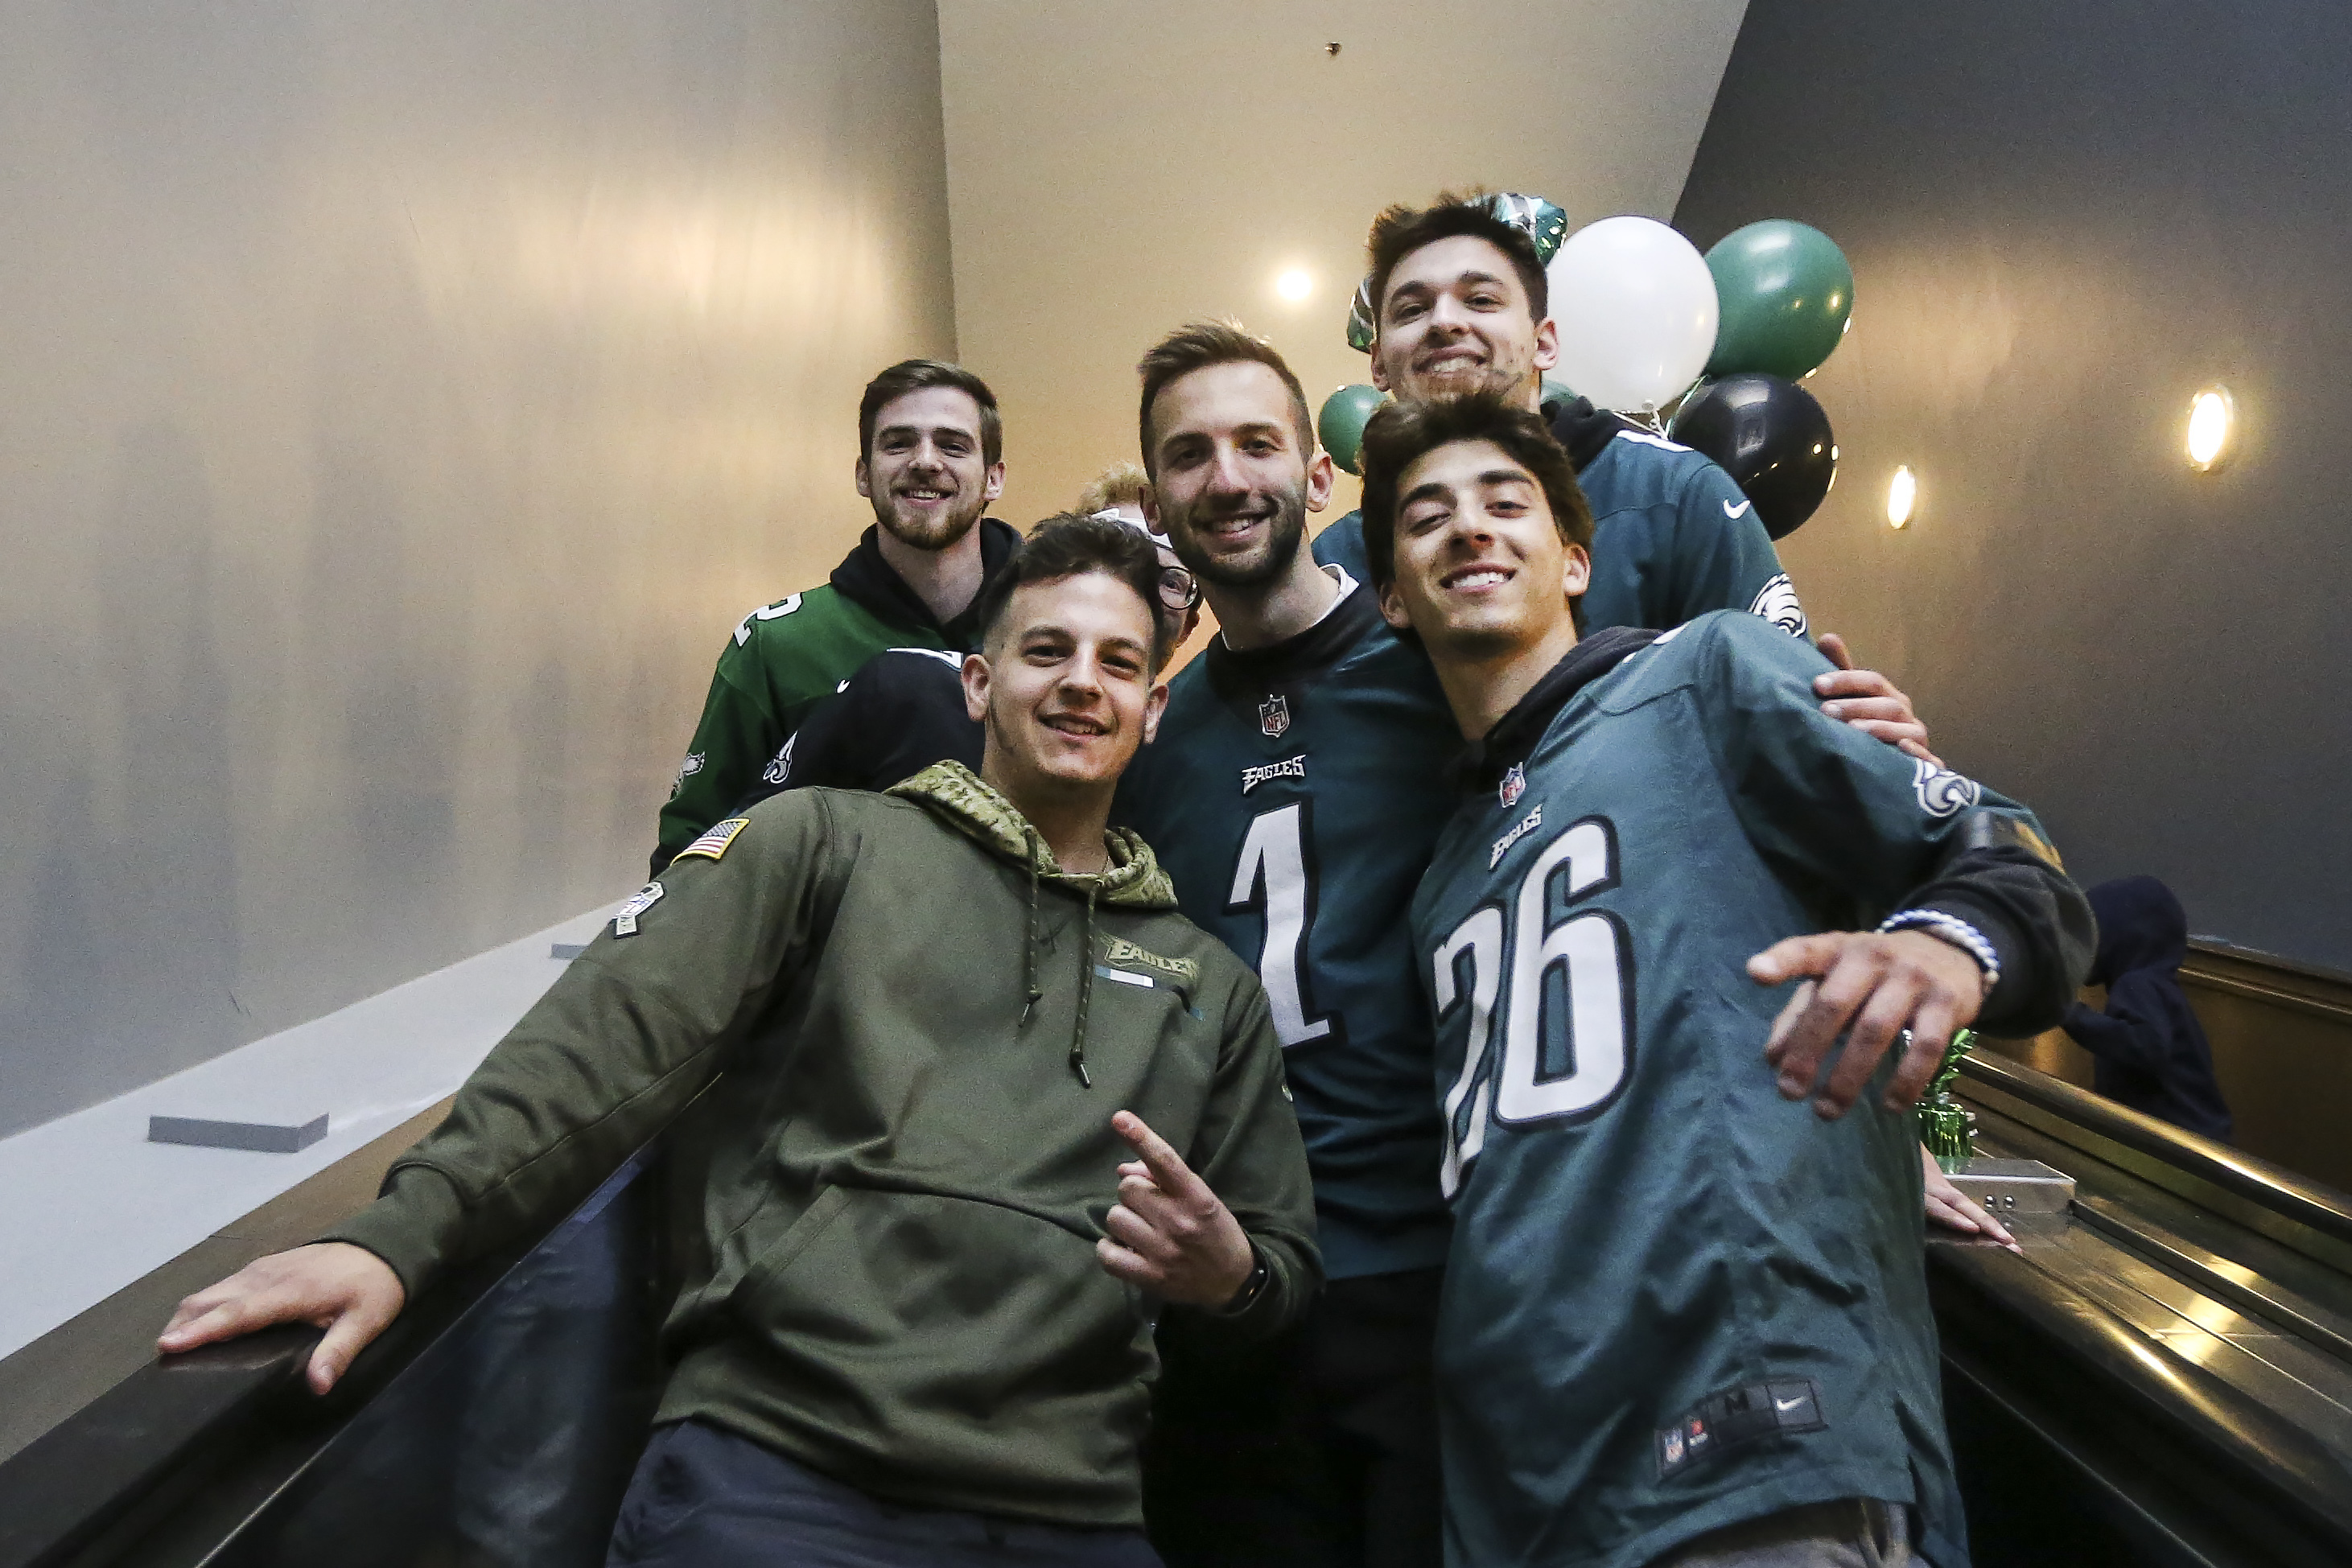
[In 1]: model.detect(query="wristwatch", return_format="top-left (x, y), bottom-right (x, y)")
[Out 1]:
top-left (1213, 1249), bottom-right (1270, 1317)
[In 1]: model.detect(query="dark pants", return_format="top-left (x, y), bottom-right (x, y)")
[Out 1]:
top-left (1143, 1267), bottom-right (1443, 1568)
top-left (607, 1420), bottom-right (1163, 1568)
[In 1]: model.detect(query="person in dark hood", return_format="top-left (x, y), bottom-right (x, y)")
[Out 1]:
top-left (2063, 877), bottom-right (2234, 1142)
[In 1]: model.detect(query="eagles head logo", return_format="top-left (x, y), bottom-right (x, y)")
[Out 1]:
top-left (1912, 755), bottom-right (1983, 818)
top-left (1499, 763), bottom-right (1526, 809)
top-left (1258, 693), bottom-right (1291, 739)
top-left (1747, 573), bottom-right (1810, 639)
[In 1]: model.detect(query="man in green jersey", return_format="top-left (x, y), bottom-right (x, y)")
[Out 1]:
top-left (653, 359), bottom-right (1022, 873)
top-left (1361, 393), bottom-right (2091, 1568)
top-left (163, 516), bottom-right (1318, 1566)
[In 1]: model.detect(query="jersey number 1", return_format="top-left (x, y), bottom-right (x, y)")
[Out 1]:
top-left (1432, 817), bottom-right (1633, 1196)
top-left (1228, 804), bottom-right (1340, 1048)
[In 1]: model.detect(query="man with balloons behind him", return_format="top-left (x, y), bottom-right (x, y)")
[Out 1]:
top-left (1314, 191), bottom-right (1900, 731)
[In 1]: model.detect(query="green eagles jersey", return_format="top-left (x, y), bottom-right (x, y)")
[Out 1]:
top-left (1315, 426), bottom-right (1804, 637)
top-left (1414, 611), bottom-right (2081, 1568)
top-left (1114, 581), bottom-right (1462, 1280)
top-left (654, 520), bottom-right (1018, 872)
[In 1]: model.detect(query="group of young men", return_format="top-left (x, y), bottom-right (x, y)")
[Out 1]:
top-left (161, 193), bottom-right (2094, 1568)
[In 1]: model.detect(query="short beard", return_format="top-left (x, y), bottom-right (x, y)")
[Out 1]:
top-left (874, 489), bottom-right (985, 553)
top-left (1166, 480), bottom-right (1309, 591)
top-left (1383, 343), bottom-right (1534, 407)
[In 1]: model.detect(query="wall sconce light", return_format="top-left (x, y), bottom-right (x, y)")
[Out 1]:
top-left (1886, 466), bottom-right (1917, 529)
top-left (1275, 269), bottom-right (1313, 302)
top-left (2185, 386), bottom-right (2235, 471)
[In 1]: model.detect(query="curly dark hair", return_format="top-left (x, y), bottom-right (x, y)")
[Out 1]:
top-left (974, 512), bottom-right (1173, 670)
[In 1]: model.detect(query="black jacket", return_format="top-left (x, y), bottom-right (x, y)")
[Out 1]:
top-left (2062, 877), bottom-right (2233, 1141)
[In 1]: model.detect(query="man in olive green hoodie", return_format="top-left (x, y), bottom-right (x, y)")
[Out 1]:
top-left (160, 515), bottom-right (1320, 1567)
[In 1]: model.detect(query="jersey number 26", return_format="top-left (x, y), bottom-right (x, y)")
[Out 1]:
top-left (1431, 817), bottom-right (1635, 1197)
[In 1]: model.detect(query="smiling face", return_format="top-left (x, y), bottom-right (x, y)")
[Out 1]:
top-left (1371, 234), bottom-right (1559, 407)
top-left (1142, 360), bottom-right (1333, 590)
top-left (1377, 438), bottom-right (1589, 659)
top-left (966, 570), bottom-right (1168, 802)
top-left (856, 385), bottom-right (1007, 550)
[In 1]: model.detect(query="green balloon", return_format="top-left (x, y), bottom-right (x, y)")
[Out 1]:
top-left (1318, 384), bottom-right (1386, 475)
top-left (1705, 220), bottom-right (1854, 381)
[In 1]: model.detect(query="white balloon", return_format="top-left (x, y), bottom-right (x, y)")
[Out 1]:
top-left (1545, 216), bottom-right (1720, 414)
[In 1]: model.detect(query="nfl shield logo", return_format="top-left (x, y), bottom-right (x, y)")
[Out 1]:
top-left (1499, 763), bottom-right (1526, 809)
top-left (1259, 693), bottom-right (1291, 739)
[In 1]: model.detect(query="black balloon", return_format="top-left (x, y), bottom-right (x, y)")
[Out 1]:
top-left (1668, 373), bottom-right (1838, 541)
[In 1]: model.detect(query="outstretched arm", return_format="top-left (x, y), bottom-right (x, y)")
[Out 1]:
top-left (1700, 617), bottom-right (2094, 1120)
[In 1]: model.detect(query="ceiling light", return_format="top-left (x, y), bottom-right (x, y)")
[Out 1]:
top-left (1275, 269), bottom-right (1313, 302)
top-left (2185, 386), bottom-right (2235, 471)
top-left (1886, 466), bottom-right (1916, 529)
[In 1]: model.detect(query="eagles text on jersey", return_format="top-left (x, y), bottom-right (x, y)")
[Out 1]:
top-left (1114, 577), bottom-right (1463, 1281)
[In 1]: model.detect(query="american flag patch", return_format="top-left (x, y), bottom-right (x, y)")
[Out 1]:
top-left (674, 817), bottom-right (750, 863)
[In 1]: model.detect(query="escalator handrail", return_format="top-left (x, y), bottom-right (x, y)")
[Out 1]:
top-left (1929, 1240), bottom-right (2352, 1545)
top-left (1958, 1051), bottom-right (2352, 1249)
top-left (0, 1325), bottom-right (322, 1568)
top-left (0, 1146), bottom-right (655, 1568)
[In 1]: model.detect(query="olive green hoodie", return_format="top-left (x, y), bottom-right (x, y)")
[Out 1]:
top-left (328, 763), bottom-right (1318, 1527)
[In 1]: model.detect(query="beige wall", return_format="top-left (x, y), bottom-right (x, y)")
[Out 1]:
top-left (0, 2), bottom-right (956, 1135)
top-left (938, 0), bottom-right (1751, 526)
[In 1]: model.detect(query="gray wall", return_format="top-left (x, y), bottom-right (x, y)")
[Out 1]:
top-left (1674, 1), bottom-right (2352, 972)
top-left (0, 2), bottom-right (956, 1136)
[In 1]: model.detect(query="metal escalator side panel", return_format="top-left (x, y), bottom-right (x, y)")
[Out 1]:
top-left (1930, 1240), bottom-right (2352, 1566)
top-left (1958, 1054), bottom-right (2352, 1277)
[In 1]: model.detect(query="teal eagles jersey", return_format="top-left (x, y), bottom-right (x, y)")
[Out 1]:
top-left (1413, 611), bottom-right (2037, 1568)
top-left (1315, 426), bottom-right (1805, 636)
top-left (1115, 578), bottom-right (1461, 1280)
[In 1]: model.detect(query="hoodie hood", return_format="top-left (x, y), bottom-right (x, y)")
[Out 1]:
top-left (890, 761), bottom-right (1176, 909)
top-left (1547, 393), bottom-right (1640, 472)
top-left (832, 516), bottom-right (1022, 650)
top-left (2064, 875), bottom-right (2231, 1142)
top-left (2086, 875), bottom-right (2188, 985)
top-left (1451, 626), bottom-right (1661, 795)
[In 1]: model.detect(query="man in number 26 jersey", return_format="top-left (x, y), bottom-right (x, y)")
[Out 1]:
top-left (1359, 393), bottom-right (2092, 1568)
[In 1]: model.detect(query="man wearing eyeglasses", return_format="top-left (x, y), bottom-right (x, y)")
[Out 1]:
top-left (733, 487), bottom-right (1201, 800)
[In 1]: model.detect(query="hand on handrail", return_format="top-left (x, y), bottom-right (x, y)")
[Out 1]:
top-left (159, 1242), bottom-right (405, 1395)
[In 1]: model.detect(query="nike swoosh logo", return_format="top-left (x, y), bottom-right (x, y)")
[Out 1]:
top-left (1723, 499), bottom-right (1753, 519)
top-left (1773, 1395), bottom-right (1806, 1412)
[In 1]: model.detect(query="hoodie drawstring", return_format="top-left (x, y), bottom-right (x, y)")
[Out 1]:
top-left (1022, 858), bottom-right (1044, 1025)
top-left (1069, 884), bottom-right (1098, 1088)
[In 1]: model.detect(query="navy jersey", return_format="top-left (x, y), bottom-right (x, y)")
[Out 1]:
top-left (1315, 426), bottom-right (1803, 637)
top-left (1415, 612), bottom-right (2086, 1568)
top-left (1117, 579), bottom-right (1461, 1280)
